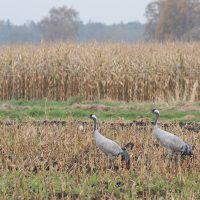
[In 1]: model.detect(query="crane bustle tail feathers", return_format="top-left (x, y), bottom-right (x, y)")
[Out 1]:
top-left (181, 143), bottom-right (193, 156)
top-left (120, 147), bottom-right (130, 169)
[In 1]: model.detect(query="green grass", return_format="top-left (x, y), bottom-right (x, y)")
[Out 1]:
top-left (0, 98), bottom-right (200, 122)
top-left (0, 171), bottom-right (199, 199)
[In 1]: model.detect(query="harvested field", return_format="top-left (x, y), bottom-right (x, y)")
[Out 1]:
top-left (0, 121), bottom-right (199, 199)
top-left (0, 120), bottom-right (200, 132)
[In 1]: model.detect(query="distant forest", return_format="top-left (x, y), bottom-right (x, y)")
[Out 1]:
top-left (1, 0), bottom-right (200, 44)
top-left (0, 19), bottom-right (145, 44)
top-left (79, 22), bottom-right (144, 42)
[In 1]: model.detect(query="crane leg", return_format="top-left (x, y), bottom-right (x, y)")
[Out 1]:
top-left (167, 149), bottom-right (176, 157)
top-left (108, 156), bottom-right (117, 170)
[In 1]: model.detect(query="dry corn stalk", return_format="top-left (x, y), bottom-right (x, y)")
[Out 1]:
top-left (0, 42), bottom-right (199, 102)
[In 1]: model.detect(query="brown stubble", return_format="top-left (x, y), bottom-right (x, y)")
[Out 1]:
top-left (0, 121), bottom-right (199, 177)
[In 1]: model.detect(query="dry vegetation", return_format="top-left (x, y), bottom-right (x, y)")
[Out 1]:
top-left (0, 121), bottom-right (199, 199)
top-left (0, 42), bottom-right (200, 102)
top-left (0, 42), bottom-right (200, 199)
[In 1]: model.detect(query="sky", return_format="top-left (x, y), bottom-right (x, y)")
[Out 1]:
top-left (0, 0), bottom-right (151, 25)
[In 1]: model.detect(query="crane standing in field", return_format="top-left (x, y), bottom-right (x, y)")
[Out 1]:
top-left (151, 109), bottom-right (193, 157)
top-left (89, 114), bottom-right (130, 169)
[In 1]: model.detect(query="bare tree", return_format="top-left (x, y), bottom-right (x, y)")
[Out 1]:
top-left (145, 0), bottom-right (200, 41)
top-left (145, 1), bottom-right (160, 41)
top-left (39, 6), bottom-right (80, 41)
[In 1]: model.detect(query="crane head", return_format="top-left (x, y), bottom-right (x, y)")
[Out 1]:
top-left (89, 114), bottom-right (97, 119)
top-left (152, 109), bottom-right (160, 115)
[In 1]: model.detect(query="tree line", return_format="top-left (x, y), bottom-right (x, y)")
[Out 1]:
top-left (1, 1), bottom-right (200, 44)
top-left (0, 6), bottom-right (144, 44)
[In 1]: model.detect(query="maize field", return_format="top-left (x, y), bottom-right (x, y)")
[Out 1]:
top-left (0, 42), bottom-right (200, 102)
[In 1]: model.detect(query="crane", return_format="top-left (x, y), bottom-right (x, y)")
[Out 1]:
top-left (89, 114), bottom-right (130, 168)
top-left (151, 109), bottom-right (193, 157)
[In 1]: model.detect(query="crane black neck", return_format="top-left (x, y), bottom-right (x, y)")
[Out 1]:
top-left (92, 118), bottom-right (97, 131)
top-left (153, 113), bottom-right (159, 126)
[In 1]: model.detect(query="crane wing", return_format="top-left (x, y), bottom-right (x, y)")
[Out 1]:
top-left (154, 127), bottom-right (186, 152)
top-left (94, 130), bottom-right (123, 157)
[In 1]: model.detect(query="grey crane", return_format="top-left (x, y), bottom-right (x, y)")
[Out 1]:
top-left (151, 109), bottom-right (193, 157)
top-left (89, 114), bottom-right (130, 168)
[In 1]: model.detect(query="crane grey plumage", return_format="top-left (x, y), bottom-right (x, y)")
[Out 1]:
top-left (152, 109), bottom-right (192, 157)
top-left (89, 114), bottom-right (130, 168)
